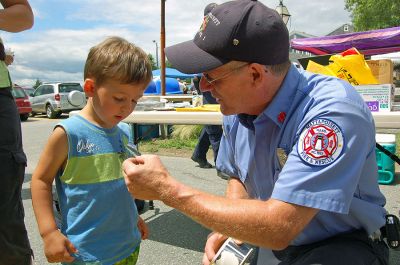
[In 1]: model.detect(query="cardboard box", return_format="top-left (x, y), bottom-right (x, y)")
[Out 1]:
top-left (366, 59), bottom-right (394, 85)
top-left (354, 84), bottom-right (394, 112)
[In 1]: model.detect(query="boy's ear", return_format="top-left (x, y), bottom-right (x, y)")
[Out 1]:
top-left (83, 79), bottom-right (95, 96)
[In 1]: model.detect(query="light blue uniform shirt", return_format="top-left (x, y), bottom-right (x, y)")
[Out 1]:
top-left (217, 65), bottom-right (386, 246)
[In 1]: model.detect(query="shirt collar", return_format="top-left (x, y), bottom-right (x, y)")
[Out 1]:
top-left (238, 113), bottom-right (257, 130)
top-left (261, 65), bottom-right (301, 127)
top-left (237, 65), bottom-right (302, 130)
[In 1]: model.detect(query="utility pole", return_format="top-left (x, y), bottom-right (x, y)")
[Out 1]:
top-left (161, 0), bottom-right (166, 96)
top-left (152, 40), bottom-right (159, 68)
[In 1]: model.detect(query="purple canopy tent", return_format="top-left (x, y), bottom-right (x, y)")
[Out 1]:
top-left (291, 26), bottom-right (400, 56)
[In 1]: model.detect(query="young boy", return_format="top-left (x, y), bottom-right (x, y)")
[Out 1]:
top-left (31, 36), bottom-right (152, 265)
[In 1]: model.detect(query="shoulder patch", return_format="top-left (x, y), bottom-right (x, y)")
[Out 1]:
top-left (297, 119), bottom-right (344, 166)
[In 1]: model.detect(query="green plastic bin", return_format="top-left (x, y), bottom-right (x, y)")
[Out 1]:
top-left (375, 134), bottom-right (396, 184)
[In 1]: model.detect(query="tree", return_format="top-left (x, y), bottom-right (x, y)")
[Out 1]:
top-left (345, 0), bottom-right (400, 31)
top-left (147, 53), bottom-right (173, 70)
top-left (165, 60), bottom-right (173, 68)
top-left (32, 79), bottom-right (42, 89)
top-left (147, 53), bottom-right (158, 70)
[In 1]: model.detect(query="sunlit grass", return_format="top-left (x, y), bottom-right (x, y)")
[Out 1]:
top-left (170, 125), bottom-right (203, 140)
top-left (138, 125), bottom-right (202, 153)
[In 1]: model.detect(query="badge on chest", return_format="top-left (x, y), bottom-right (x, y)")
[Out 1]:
top-left (276, 148), bottom-right (288, 168)
top-left (297, 118), bottom-right (344, 166)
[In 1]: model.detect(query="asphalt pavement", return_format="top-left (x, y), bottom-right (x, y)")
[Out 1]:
top-left (21, 116), bottom-right (399, 264)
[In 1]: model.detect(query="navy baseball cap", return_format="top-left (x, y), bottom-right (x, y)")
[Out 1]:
top-left (165, 0), bottom-right (289, 74)
top-left (204, 3), bottom-right (218, 16)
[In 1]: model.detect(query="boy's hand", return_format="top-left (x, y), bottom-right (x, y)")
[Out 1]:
top-left (43, 230), bottom-right (77, 263)
top-left (137, 216), bottom-right (149, 240)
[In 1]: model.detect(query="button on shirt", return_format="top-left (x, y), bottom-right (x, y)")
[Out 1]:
top-left (217, 65), bottom-right (386, 246)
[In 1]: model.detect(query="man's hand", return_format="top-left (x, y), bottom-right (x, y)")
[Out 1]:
top-left (43, 230), bottom-right (77, 263)
top-left (202, 232), bottom-right (228, 265)
top-left (123, 155), bottom-right (174, 201)
top-left (4, 54), bottom-right (13, 65)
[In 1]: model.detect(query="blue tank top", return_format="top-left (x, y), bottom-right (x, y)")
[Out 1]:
top-left (55, 115), bottom-right (140, 264)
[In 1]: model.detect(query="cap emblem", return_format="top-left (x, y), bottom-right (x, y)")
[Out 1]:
top-left (233, 39), bottom-right (239, 46)
top-left (198, 15), bottom-right (210, 38)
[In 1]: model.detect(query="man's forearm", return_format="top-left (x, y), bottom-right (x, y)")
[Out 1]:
top-left (162, 179), bottom-right (314, 250)
top-left (122, 155), bottom-right (317, 249)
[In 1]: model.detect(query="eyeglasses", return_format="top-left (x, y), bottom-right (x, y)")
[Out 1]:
top-left (202, 63), bottom-right (250, 86)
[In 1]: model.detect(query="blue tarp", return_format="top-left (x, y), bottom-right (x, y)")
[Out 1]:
top-left (152, 68), bottom-right (197, 79)
top-left (144, 77), bottom-right (181, 95)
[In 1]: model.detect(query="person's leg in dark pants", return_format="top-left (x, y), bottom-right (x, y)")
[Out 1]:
top-left (273, 230), bottom-right (389, 265)
top-left (205, 125), bottom-right (223, 164)
top-left (290, 240), bottom-right (387, 265)
top-left (0, 89), bottom-right (32, 265)
top-left (205, 125), bottom-right (229, 179)
top-left (192, 126), bottom-right (213, 168)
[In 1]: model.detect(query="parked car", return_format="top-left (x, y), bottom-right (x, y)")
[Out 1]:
top-left (11, 86), bottom-right (32, 121)
top-left (23, 87), bottom-right (35, 97)
top-left (30, 82), bottom-right (86, 119)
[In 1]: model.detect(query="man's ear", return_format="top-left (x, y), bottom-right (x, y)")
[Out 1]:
top-left (83, 78), bottom-right (95, 96)
top-left (249, 63), bottom-right (266, 86)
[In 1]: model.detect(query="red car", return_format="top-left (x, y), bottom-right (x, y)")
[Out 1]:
top-left (11, 86), bottom-right (32, 121)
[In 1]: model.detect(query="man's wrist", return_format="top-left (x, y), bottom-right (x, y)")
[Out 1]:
top-left (160, 177), bottom-right (194, 208)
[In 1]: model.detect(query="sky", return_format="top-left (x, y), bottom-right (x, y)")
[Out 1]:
top-left (2, 0), bottom-right (351, 87)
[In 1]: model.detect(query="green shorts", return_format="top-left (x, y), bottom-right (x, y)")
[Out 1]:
top-left (114, 247), bottom-right (140, 265)
top-left (63, 246), bottom-right (140, 265)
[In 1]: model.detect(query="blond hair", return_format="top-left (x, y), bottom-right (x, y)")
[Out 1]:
top-left (84, 36), bottom-right (152, 86)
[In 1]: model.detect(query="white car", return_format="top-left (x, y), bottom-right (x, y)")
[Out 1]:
top-left (30, 82), bottom-right (86, 119)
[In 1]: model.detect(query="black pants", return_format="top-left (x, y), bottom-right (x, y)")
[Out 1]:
top-left (192, 125), bottom-right (223, 163)
top-left (272, 230), bottom-right (389, 265)
top-left (0, 88), bottom-right (32, 265)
